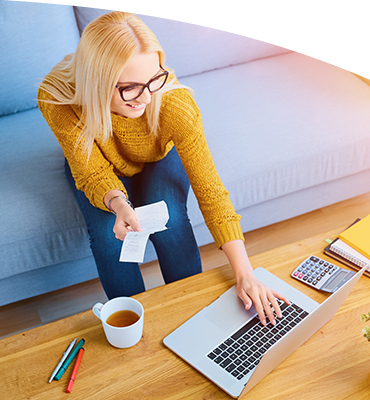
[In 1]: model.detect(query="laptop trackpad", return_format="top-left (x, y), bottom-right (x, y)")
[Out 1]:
top-left (205, 293), bottom-right (254, 331)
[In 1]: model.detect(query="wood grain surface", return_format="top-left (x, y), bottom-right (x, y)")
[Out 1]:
top-left (1, 228), bottom-right (369, 400)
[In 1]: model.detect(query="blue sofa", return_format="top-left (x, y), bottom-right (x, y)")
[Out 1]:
top-left (1, 2), bottom-right (370, 306)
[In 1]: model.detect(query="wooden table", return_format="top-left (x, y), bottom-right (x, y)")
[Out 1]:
top-left (1, 228), bottom-right (370, 400)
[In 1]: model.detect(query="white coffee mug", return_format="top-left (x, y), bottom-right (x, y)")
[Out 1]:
top-left (92, 297), bottom-right (144, 348)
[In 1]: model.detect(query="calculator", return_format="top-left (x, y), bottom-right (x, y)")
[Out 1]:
top-left (291, 255), bottom-right (355, 293)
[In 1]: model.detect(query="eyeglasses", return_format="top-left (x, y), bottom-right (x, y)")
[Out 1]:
top-left (115, 66), bottom-right (169, 102)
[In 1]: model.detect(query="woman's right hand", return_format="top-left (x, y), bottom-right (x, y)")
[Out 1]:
top-left (104, 191), bottom-right (143, 240)
top-left (112, 199), bottom-right (143, 241)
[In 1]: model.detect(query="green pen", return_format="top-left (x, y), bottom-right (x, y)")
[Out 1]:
top-left (54, 339), bottom-right (85, 381)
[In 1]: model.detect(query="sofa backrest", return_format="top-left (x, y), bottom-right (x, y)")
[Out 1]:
top-left (142, 16), bottom-right (290, 78)
top-left (74, 7), bottom-right (290, 78)
top-left (0, 3), bottom-right (290, 118)
top-left (0, 1), bottom-right (80, 116)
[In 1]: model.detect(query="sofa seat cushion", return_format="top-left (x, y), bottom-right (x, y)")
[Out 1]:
top-left (182, 52), bottom-right (370, 228)
top-left (0, 109), bottom-right (92, 280)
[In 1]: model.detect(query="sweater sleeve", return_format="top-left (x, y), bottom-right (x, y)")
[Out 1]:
top-left (160, 89), bottom-right (244, 249)
top-left (37, 87), bottom-right (127, 211)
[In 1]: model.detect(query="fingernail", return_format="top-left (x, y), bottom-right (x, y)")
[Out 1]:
top-left (271, 319), bottom-right (276, 325)
top-left (262, 319), bottom-right (266, 326)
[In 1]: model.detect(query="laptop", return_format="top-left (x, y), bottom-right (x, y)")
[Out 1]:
top-left (163, 265), bottom-right (367, 398)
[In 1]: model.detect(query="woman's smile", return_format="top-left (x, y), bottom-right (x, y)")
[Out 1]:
top-left (126, 102), bottom-right (146, 110)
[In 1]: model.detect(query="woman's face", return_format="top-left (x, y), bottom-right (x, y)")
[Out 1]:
top-left (111, 52), bottom-right (161, 118)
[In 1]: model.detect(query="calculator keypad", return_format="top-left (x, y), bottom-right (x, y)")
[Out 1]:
top-left (291, 256), bottom-right (339, 290)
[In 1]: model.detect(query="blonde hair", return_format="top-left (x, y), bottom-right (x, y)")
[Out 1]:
top-left (39, 11), bottom-right (189, 157)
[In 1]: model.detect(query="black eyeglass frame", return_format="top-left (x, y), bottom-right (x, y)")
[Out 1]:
top-left (115, 66), bottom-right (169, 102)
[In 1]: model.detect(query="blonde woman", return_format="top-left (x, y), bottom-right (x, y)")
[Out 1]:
top-left (37, 11), bottom-right (288, 325)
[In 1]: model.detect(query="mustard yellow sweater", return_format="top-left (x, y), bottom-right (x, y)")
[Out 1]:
top-left (37, 85), bottom-right (244, 249)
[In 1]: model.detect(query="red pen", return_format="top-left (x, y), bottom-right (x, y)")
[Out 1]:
top-left (65, 348), bottom-right (84, 393)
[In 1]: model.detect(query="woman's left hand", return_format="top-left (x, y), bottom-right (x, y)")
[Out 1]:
top-left (222, 239), bottom-right (290, 325)
top-left (235, 272), bottom-right (290, 326)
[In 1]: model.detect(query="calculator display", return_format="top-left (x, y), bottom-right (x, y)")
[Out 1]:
top-left (324, 270), bottom-right (348, 291)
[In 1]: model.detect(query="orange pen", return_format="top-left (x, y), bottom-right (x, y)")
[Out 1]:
top-left (65, 348), bottom-right (84, 393)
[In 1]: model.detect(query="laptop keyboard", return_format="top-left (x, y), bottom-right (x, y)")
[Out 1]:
top-left (207, 300), bottom-right (309, 380)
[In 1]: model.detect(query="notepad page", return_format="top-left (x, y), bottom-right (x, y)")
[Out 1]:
top-left (331, 239), bottom-right (370, 268)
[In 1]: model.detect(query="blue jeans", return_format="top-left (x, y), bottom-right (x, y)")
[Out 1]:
top-left (65, 147), bottom-right (202, 299)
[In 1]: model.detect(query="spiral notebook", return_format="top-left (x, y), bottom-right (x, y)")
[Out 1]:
top-left (324, 237), bottom-right (370, 278)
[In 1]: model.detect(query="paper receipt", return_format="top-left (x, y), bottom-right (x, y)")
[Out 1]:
top-left (119, 200), bottom-right (169, 263)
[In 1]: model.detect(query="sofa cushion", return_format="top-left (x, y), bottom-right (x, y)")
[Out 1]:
top-left (0, 108), bottom-right (92, 280)
top-left (182, 52), bottom-right (370, 228)
top-left (73, 7), bottom-right (290, 78)
top-left (0, 1), bottom-right (80, 116)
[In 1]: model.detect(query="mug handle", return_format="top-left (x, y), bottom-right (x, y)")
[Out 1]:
top-left (92, 302), bottom-right (104, 320)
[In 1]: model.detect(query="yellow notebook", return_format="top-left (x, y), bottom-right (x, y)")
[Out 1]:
top-left (339, 214), bottom-right (370, 259)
